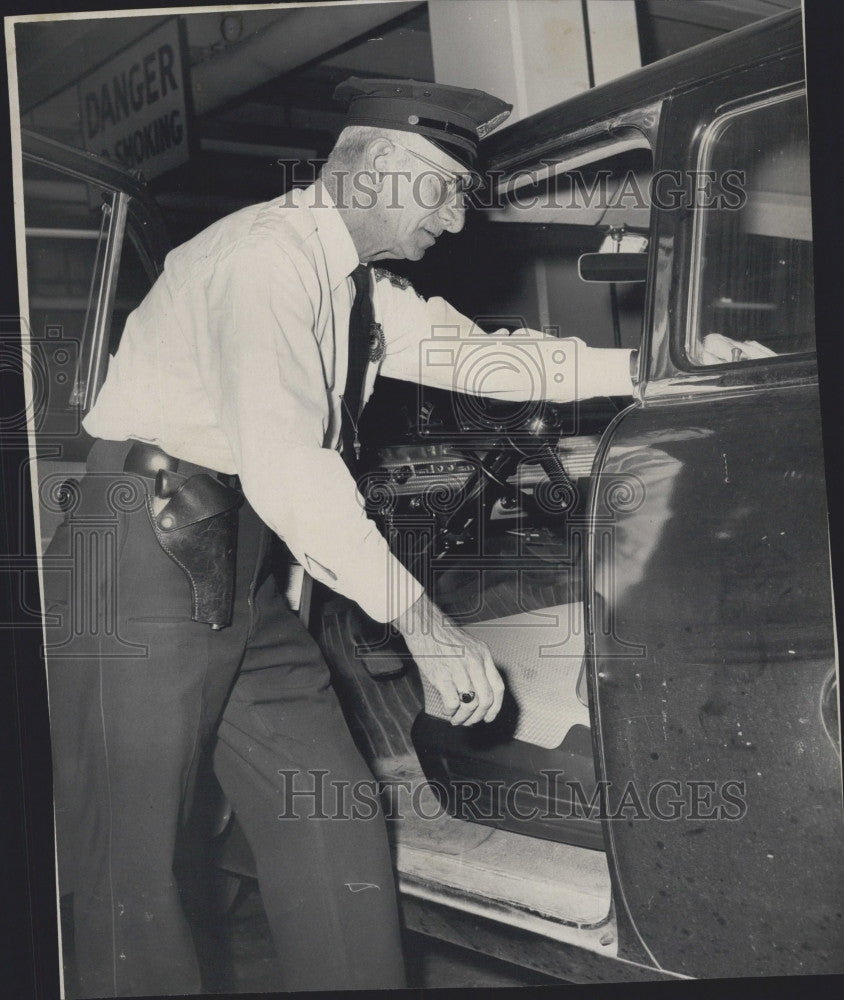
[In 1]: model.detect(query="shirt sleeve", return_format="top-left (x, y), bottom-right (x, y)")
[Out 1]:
top-left (209, 241), bottom-right (422, 623)
top-left (373, 273), bottom-right (634, 401)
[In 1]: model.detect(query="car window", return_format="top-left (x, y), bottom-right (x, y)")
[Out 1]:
top-left (22, 158), bottom-right (155, 457)
top-left (23, 155), bottom-right (157, 553)
top-left (109, 231), bottom-right (156, 355)
top-left (23, 159), bottom-right (112, 448)
top-left (687, 91), bottom-right (814, 365)
top-left (467, 137), bottom-right (653, 354)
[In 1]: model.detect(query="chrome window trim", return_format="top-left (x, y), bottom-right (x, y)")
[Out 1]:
top-left (81, 191), bottom-right (128, 412)
top-left (684, 87), bottom-right (811, 368)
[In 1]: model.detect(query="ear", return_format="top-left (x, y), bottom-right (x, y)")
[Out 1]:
top-left (364, 138), bottom-right (397, 190)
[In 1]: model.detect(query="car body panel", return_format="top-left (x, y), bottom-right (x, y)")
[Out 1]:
top-left (586, 21), bottom-right (842, 978)
top-left (588, 386), bottom-right (840, 977)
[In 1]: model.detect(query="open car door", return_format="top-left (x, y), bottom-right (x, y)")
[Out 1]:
top-left (587, 54), bottom-right (842, 977)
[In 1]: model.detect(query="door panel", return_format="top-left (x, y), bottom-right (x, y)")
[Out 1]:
top-left (588, 57), bottom-right (842, 977)
top-left (590, 387), bottom-right (840, 977)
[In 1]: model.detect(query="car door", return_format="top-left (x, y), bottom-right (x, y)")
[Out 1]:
top-left (20, 133), bottom-right (166, 553)
top-left (587, 54), bottom-right (843, 977)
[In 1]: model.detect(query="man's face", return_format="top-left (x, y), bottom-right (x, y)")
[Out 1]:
top-left (367, 137), bottom-right (472, 261)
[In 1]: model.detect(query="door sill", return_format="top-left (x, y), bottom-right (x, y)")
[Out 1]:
top-left (377, 756), bottom-right (615, 956)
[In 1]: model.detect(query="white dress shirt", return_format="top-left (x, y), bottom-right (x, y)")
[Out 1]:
top-left (84, 181), bottom-right (633, 622)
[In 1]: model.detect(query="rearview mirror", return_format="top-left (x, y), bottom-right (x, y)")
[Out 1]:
top-left (577, 252), bottom-right (647, 283)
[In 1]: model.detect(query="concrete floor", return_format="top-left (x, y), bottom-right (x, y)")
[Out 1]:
top-left (195, 883), bottom-right (566, 992)
top-left (60, 877), bottom-right (566, 995)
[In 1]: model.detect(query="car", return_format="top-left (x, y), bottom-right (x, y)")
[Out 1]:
top-left (19, 7), bottom-right (842, 984)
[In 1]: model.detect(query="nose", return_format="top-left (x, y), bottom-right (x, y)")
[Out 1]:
top-left (437, 198), bottom-right (466, 233)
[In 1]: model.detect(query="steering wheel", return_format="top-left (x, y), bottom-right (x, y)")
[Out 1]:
top-left (415, 403), bottom-right (579, 566)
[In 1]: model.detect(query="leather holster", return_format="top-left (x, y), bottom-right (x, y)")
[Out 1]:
top-left (146, 470), bottom-right (244, 629)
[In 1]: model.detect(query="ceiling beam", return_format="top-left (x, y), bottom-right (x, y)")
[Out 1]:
top-left (15, 15), bottom-right (170, 113)
top-left (15, 3), bottom-right (424, 121)
top-left (190, 2), bottom-right (423, 116)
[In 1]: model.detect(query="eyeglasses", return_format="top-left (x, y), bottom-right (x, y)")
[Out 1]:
top-left (392, 141), bottom-right (475, 209)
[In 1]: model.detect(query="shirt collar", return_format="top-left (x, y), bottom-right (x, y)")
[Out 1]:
top-left (297, 180), bottom-right (360, 289)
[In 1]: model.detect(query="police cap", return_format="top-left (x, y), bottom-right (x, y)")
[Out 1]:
top-left (332, 76), bottom-right (512, 173)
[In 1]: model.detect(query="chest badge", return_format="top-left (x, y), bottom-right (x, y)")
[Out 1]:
top-left (373, 267), bottom-right (422, 299)
top-left (368, 321), bottom-right (385, 363)
top-left (373, 267), bottom-right (410, 290)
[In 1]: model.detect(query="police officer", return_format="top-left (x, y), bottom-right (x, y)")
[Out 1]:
top-left (43, 77), bottom-right (757, 997)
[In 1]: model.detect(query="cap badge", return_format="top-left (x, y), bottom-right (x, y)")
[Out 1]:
top-left (476, 109), bottom-right (512, 138)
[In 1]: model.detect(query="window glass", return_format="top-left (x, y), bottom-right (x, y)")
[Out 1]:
top-left (448, 142), bottom-right (653, 352)
top-left (23, 157), bottom-right (156, 552)
top-left (109, 232), bottom-right (155, 355)
top-left (689, 92), bottom-right (814, 364)
top-left (23, 158), bottom-right (155, 456)
top-left (23, 158), bottom-right (113, 456)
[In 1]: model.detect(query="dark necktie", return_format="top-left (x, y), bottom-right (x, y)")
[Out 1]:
top-left (341, 263), bottom-right (373, 471)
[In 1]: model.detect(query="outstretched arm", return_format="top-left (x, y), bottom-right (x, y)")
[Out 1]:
top-left (373, 271), bottom-right (635, 401)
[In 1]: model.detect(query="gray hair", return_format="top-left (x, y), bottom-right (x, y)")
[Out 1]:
top-left (324, 125), bottom-right (413, 173)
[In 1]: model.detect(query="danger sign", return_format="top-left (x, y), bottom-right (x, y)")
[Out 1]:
top-left (78, 19), bottom-right (189, 178)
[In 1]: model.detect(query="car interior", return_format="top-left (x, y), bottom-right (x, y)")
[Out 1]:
top-left (310, 95), bottom-right (817, 937)
top-left (304, 136), bottom-right (654, 939)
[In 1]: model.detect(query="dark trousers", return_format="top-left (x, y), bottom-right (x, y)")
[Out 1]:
top-left (43, 439), bottom-right (405, 996)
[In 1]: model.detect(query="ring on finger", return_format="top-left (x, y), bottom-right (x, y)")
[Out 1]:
top-left (459, 690), bottom-right (476, 704)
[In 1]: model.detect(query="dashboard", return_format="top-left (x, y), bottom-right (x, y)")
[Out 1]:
top-left (356, 378), bottom-right (624, 555)
top-left (362, 437), bottom-right (604, 521)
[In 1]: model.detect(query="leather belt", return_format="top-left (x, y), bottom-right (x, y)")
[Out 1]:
top-left (123, 440), bottom-right (239, 490)
top-left (124, 441), bottom-right (181, 478)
